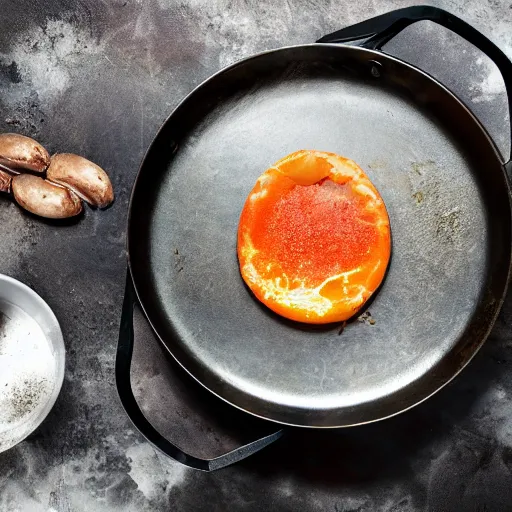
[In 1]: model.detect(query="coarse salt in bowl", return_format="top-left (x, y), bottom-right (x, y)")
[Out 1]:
top-left (0, 274), bottom-right (65, 453)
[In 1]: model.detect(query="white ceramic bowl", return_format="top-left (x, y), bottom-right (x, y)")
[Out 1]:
top-left (0, 274), bottom-right (65, 453)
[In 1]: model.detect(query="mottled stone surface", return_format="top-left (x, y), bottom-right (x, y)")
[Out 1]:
top-left (0, 0), bottom-right (511, 510)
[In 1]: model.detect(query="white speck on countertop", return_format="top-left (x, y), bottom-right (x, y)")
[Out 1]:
top-left (0, 19), bottom-right (102, 106)
top-left (471, 57), bottom-right (507, 104)
top-left (125, 443), bottom-right (188, 501)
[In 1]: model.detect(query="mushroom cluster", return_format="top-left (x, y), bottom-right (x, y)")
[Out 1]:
top-left (0, 133), bottom-right (114, 219)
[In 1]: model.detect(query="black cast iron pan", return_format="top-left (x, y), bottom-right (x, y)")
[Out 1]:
top-left (116, 6), bottom-right (512, 470)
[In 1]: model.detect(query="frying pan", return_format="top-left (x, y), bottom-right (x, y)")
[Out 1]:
top-left (116, 6), bottom-right (512, 470)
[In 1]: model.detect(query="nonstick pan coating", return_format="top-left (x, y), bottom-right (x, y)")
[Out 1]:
top-left (128, 44), bottom-right (511, 427)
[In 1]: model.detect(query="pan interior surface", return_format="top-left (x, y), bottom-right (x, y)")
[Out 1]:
top-left (130, 45), bottom-right (510, 427)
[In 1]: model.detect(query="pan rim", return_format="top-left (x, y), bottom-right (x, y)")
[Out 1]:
top-left (126, 43), bottom-right (512, 428)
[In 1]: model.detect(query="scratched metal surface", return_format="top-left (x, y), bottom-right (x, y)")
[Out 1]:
top-left (0, 0), bottom-right (511, 511)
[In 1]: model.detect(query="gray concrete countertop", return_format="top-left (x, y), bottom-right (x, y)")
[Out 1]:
top-left (0, 1), bottom-right (511, 510)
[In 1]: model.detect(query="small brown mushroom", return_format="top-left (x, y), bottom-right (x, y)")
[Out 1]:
top-left (12, 174), bottom-right (83, 219)
top-left (0, 169), bottom-right (12, 193)
top-left (0, 133), bottom-right (50, 173)
top-left (47, 153), bottom-right (114, 208)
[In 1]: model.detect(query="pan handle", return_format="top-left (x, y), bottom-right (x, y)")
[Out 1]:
top-left (317, 5), bottom-right (512, 172)
top-left (115, 271), bottom-right (283, 471)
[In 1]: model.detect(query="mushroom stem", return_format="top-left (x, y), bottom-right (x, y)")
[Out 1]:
top-left (0, 162), bottom-right (19, 175)
top-left (0, 170), bottom-right (12, 193)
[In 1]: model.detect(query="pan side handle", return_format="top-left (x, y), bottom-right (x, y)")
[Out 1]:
top-left (317, 5), bottom-right (512, 171)
top-left (115, 271), bottom-right (283, 471)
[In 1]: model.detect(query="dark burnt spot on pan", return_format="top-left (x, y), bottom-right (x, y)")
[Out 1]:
top-left (409, 161), bottom-right (441, 206)
top-left (410, 161), bottom-right (439, 182)
top-left (337, 310), bottom-right (377, 335)
top-left (435, 208), bottom-right (461, 243)
top-left (337, 321), bottom-right (347, 335)
top-left (411, 160), bottom-right (436, 176)
top-left (358, 310), bottom-right (376, 326)
top-left (173, 247), bottom-right (184, 272)
top-left (412, 191), bottom-right (424, 205)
